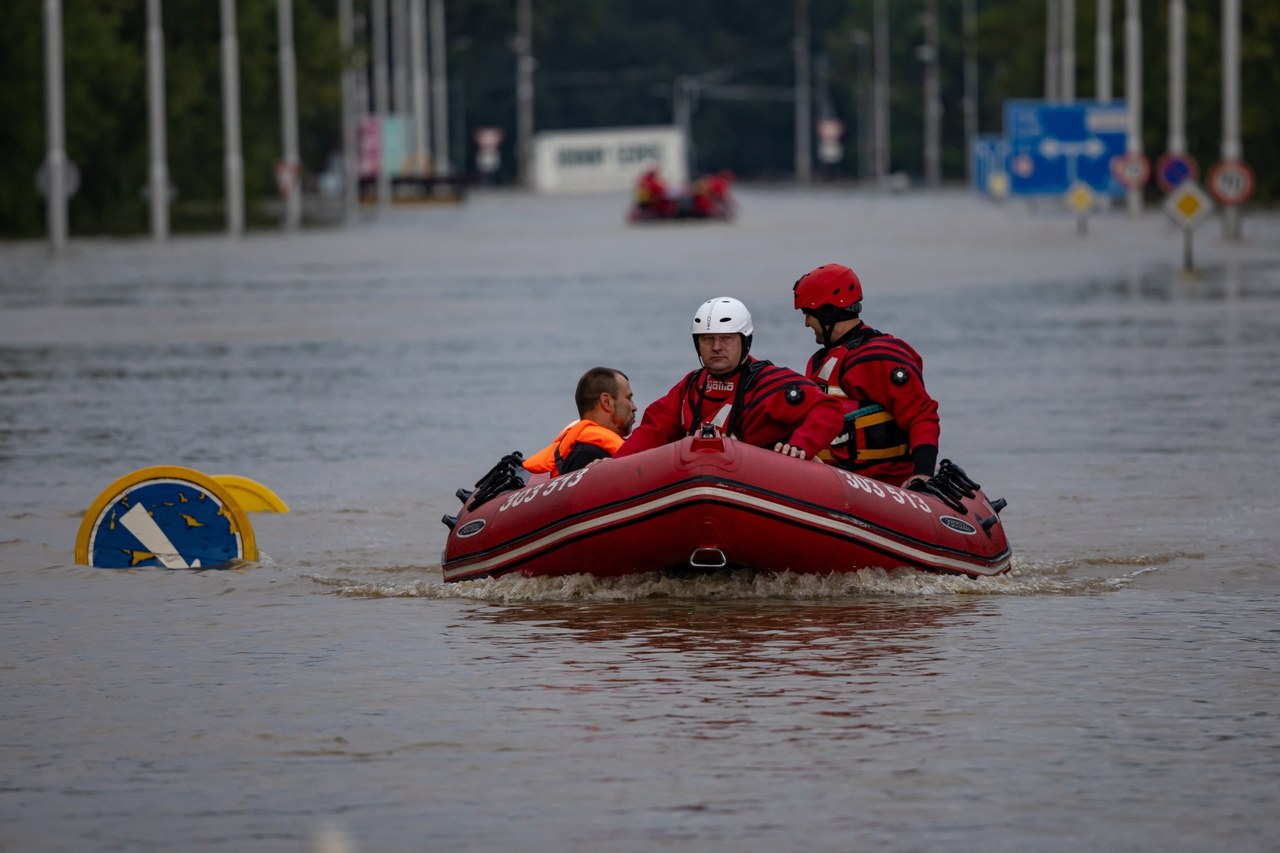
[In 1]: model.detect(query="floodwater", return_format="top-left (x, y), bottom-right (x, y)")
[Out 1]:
top-left (2, 187), bottom-right (1279, 852)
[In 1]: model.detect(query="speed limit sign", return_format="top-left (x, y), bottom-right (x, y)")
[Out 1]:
top-left (1207, 159), bottom-right (1255, 206)
top-left (1111, 152), bottom-right (1150, 190)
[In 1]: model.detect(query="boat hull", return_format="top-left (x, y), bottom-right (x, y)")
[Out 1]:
top-left (442, 436), bottom-right (1011, 583)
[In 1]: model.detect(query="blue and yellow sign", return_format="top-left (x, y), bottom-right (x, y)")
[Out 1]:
top-left (1003, 100), bottom-right (1128, 198)
top-left (75, 466), bottom-right (258, 569)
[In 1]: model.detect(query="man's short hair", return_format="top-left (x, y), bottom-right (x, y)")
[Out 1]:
top-left (575, 367), bottom-right (627, 416)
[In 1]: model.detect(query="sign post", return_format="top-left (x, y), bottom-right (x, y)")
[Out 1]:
top-left (1064, 181), bottom-right (1095, 236)
top-left (1163, 180), bottom-right (1214, 272)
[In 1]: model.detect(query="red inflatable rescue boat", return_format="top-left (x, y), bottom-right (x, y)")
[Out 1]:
top-left (441, 435), bottom-right (1011, 583)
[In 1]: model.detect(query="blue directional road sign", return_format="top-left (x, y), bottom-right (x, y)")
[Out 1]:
top-left (76, 466), bottom-right (258, 569)
top-left (1003, 100), bottom-right (1129, 198)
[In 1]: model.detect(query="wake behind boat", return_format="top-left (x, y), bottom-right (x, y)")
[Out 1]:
top-left (441, 434), bottom-right (1011, 583)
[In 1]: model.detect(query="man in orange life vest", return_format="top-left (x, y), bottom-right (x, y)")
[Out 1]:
top-left (614, 297), bottom-right (843, 460)
top-left (523, 367), bottom-right (638, 476)
top-left (792, 263), bottom-right (940, 487)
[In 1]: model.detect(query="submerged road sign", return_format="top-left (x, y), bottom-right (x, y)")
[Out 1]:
top-left (1003, 100), bottom-right (1128, 198)
top-left (76, 466), bottom-right (259, 569)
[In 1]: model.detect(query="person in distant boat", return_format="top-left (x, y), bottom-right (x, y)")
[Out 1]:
top-left (523, 367), bottom-right (638, 476)
top-left (613, 297), bottom-right (843, 460)
top-left (792, 263), bottom-right (940, 487)
top-left (634, 166), bottom-right (674, 217)
top-left (689, 170), bottom-right (734, 218)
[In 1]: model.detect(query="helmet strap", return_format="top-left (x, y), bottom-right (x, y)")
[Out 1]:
top-left (806, 305), bottom-right (859, 348)
top-left (820, 320), bottom-right (838, 349)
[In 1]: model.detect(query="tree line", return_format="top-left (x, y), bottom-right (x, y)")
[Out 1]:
top-left (2, 0), bottom-right (1276, 237)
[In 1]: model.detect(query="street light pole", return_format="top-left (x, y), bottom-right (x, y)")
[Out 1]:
top-left (850, 29), bottom-right (872, 182)
top-left (1045, 0), bottom-right (1060, 102)
top-left (429, 0), bottom-right (451, 176)
top-left (1167, 0), bottom-right (1186, 156)
top-left (42, 0), bottom-right (67, 252)
top-left (794, 0), bottom-right (812, 186)
top-left (873, 0), bottom-right (889, 183)
top-left (220, 0), bottom-right (244, 235)
top-left (1061, 0), bottom-right (1075, 103)
top-left (277, 0), bottom-right (301, 230)
top-left (921, 0), bottom-right (941, 188)
top-left (339, 0), bottom-right (360, 221)
top-left (515, 0), bottom-right (534, 187)
top-left (410, 0), bottom-right (430, 175)
top-left (1221, 0), bottom-right (1241, 238)
top-left (1096, 0), bottom-right (1113, 102)
top-left (1124, 0), bottom-right (1142, 215)
top-left (372, 0), bottom-right (392, 211)
top-left (391, 0), bottom-right (408, 113)
top-left (146, 0), bottom-right (170, 241)
top-left (962, 0), bottom-right (978, 185)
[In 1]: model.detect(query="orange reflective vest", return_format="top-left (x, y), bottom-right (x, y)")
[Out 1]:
top-left (523, 419), bottom-right (624, 476)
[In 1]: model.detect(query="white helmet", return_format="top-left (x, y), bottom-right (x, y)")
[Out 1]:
top-left (691, 297), bottom-right (753, 365)
top-left (691, 297), bottom-right (754, 337)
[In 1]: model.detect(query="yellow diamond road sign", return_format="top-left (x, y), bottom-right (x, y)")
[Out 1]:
top-left (1164, 180), bottom-right (1214, 230)
top-left (1064, 181), bottom-right (1094, 214)
top-left (986, 171), bottom-right (1010, 200)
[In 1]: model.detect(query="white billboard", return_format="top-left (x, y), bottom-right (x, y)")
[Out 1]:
top-left (532, 126), bottom-right (688, 193)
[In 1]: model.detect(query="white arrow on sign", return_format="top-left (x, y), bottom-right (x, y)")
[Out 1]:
top-left (1038, 138), bottom-right (1106, 160)
top-left (119, 503), bottom-right (200, 569)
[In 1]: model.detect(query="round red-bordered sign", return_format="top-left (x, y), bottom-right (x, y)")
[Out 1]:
top-left (1155, 152), bottom-right (1199, 193)
top-left (273, 160), bottom-right (301, 199)
top-left (1207, 159), bottom-right (1255, 206)
top-left (1111, 152), bottom-right (1150, 190)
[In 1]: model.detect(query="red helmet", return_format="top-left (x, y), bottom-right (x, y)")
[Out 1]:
top-left (792, 263), bottom-right (863, 312)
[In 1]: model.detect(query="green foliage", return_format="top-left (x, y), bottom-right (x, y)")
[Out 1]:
top-left (0, 3), bottom-right (49, 235)
top-left (3, 0), bottom-right (1276, 238)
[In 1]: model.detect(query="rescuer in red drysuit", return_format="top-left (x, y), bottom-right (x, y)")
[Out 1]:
top-left (792, 263), bottom-right (941, 487)
top-left (614, 297), bottom-right (842, 460)
top-left (634, 167), bottom-right (675, 217)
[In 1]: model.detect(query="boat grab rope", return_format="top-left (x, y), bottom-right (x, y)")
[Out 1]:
top-left (467, 451), bottom-right (530, 510)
